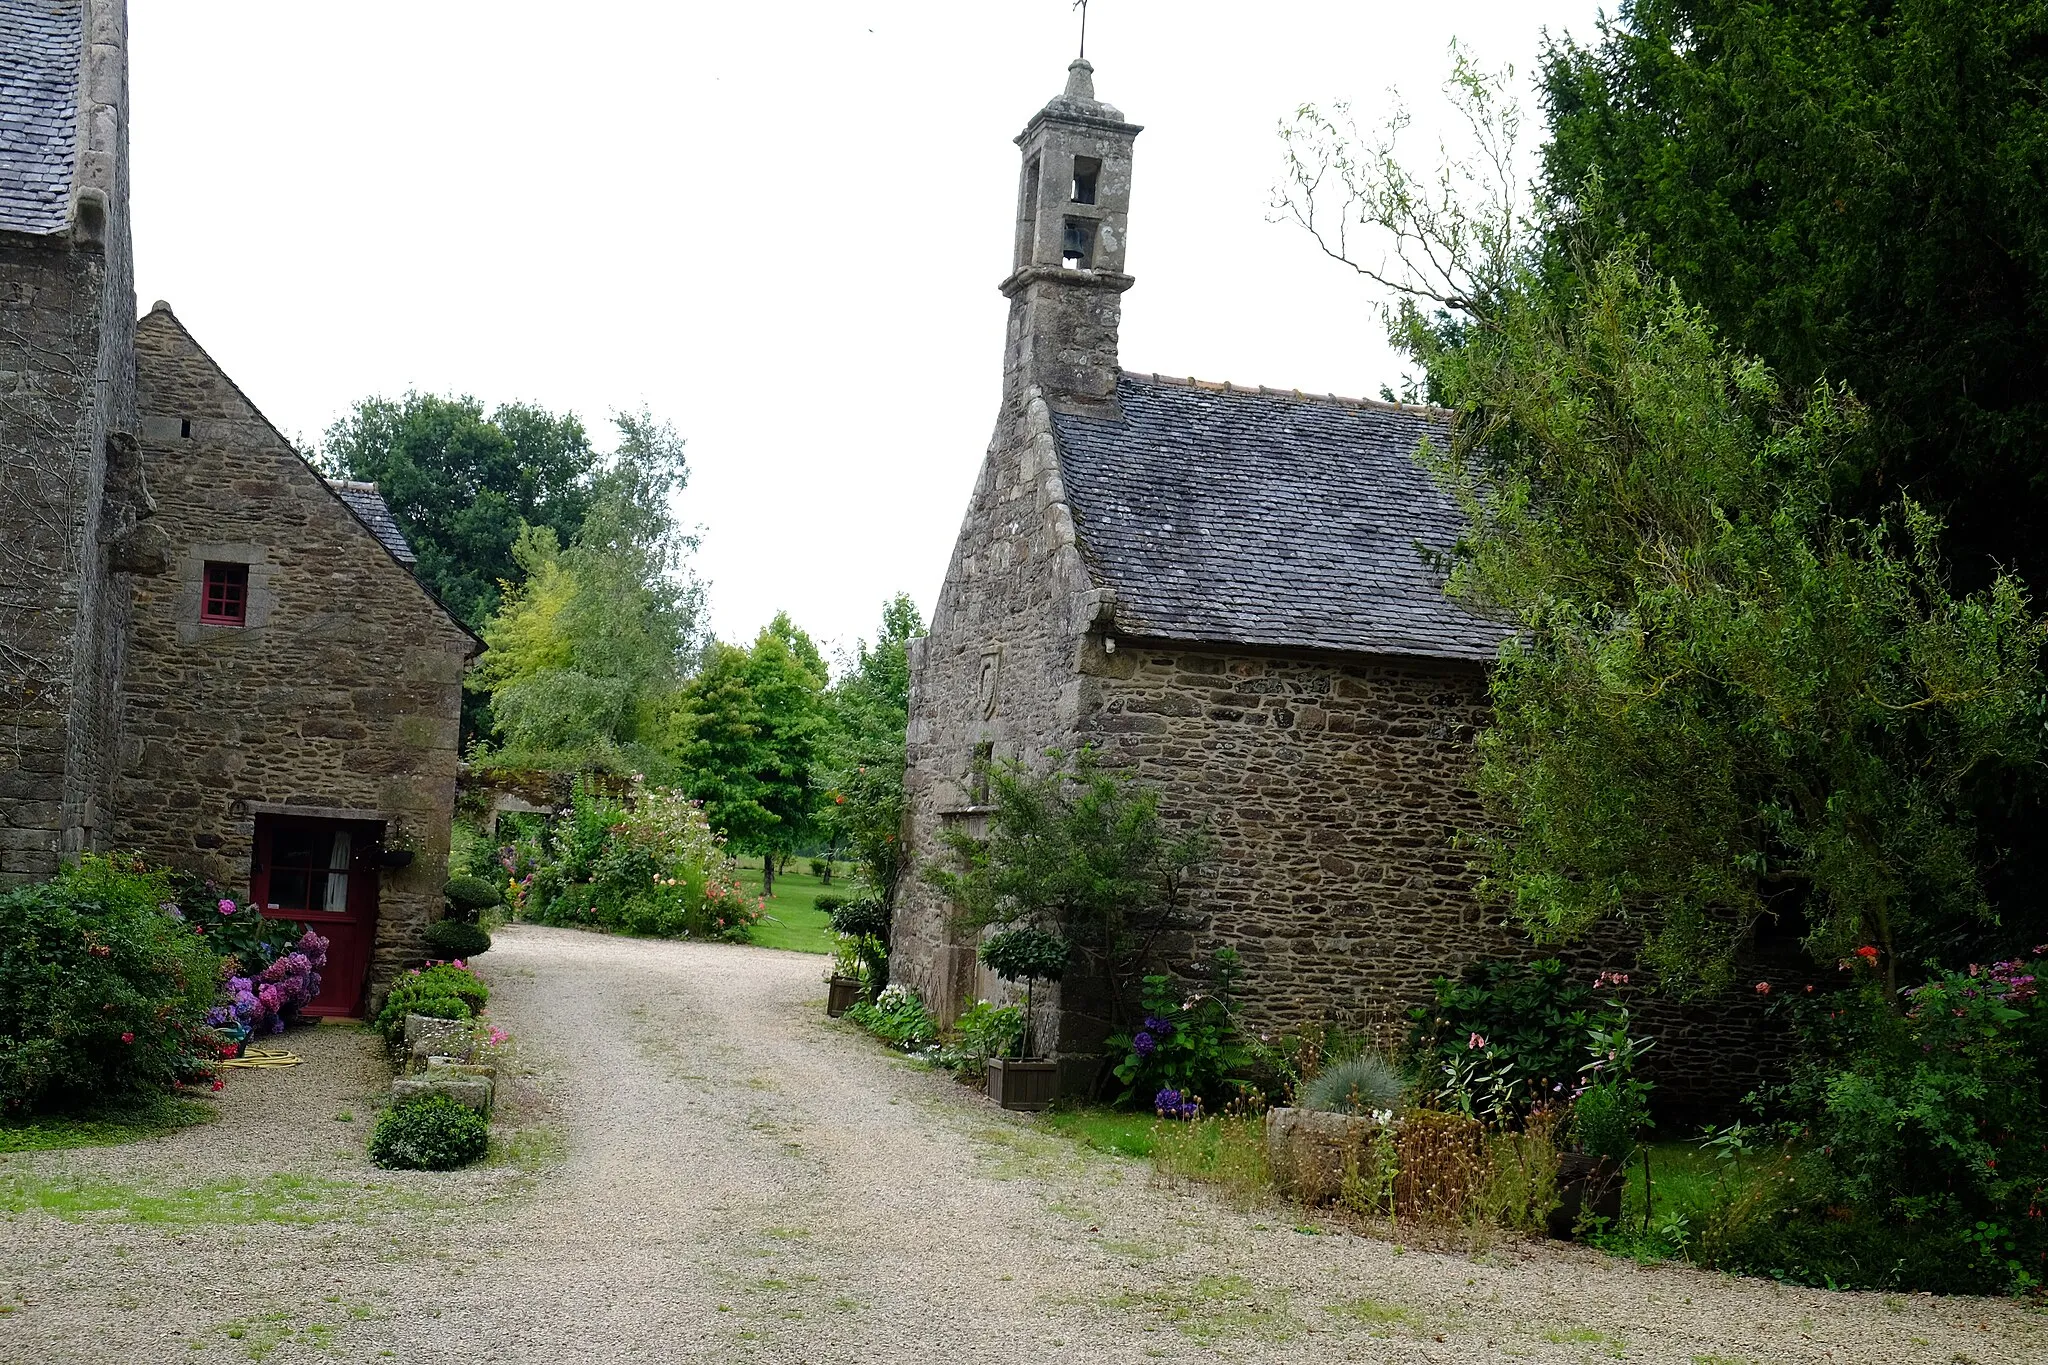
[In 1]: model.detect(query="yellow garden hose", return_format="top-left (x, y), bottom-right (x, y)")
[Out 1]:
top-left (217, 1047), bottom-right (302, 1069)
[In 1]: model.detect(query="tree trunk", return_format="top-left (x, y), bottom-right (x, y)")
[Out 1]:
top-left (761, 853), bottom-right (776, 898)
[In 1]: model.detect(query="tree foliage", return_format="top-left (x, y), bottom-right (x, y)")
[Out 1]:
top-left (321, 393), bottom-right (598, 630)
top-left (1276, 49), bottom-right (2048, 993)
top-left (925, 750), bottom-right (1209, 1026)
top-left (1537, 0), bottom-right (2048, 594)
top-left (1429, 256), bottom-right (2045, 992)
top-left (465, 410), bottom-right (701, 777)
top-left (670, 613), bottom-right (828, 889)
top-left (821, 593), bottom-right (924, 902)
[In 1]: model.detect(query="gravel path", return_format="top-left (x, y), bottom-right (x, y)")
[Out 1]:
top-left (3, 924), bottom-right (2042, 1364)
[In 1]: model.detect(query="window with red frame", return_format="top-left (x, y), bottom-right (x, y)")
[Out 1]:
top-left (201, 561), bottom-right (248, 625)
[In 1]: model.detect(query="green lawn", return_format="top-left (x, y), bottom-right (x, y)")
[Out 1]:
top-left (734, 858), bottom-right (848, 955)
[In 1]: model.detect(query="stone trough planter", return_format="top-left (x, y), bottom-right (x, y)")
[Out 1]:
top-left (390, 1012), bottom-right (496, 1116)
top-left (1264, 1106), bottom-right (1389, 1204)
top-left (986, 1057), bottom-right (1059, 1111)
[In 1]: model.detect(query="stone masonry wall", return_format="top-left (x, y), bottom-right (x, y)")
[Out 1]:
top-left (1079, 645), bottom-right (1508, 1037)
top-left (1071, 644), bottom-right (1779, 1118)
top-left (0, 238), bottom-right (109, 886)
top-left (894, 388), bottom-right (1102, 1024)
top-left (117, 306), bottom-right (475, 1003)
top-left (0, 0), bottom-right (140, 887)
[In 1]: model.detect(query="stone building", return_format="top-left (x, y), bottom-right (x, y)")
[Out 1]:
top-left (0, 1), bottom-right (478, 1014)
top-left (893, 60), bottom-right (1765, 1111)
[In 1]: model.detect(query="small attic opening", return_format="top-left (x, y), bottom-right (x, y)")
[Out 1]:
top-left (1062, 218), bottom-right (1095, 269)
top-left (179, 418), bottom-right (191, 439)
top-left (1072, 156), bottom-right (1100, 205)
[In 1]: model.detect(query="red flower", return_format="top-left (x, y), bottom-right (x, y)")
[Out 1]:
top-left (1855, 946), bottom-right (1879, 960)
top-left (211, 1079), bottom-right (224, 1092)
top-left (120, 1032), bottom-right (135, 1044)
top-left (1755, 982), bottom-right (1771, 996)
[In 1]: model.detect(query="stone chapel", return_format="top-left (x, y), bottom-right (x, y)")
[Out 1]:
top-left (892, 59), bottom-right (1767, 1111)
top-left (0, 0), bottom-right (476, 1014)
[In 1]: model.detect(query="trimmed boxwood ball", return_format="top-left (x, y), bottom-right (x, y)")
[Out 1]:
top-left (442, 874), bottom-right (503, 921)
top-left (827, 895), bottom-right (889, 942)
top-left (424, 919), bottom-right (492, 960)
top-left (368, 1094), bottom-right (489, 1170)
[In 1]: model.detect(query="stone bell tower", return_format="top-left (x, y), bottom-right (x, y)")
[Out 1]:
top-left (999, 59), bottom-right (1141, 411)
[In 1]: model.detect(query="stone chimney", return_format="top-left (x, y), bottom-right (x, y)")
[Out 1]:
top-left (999, 59), bottom-right (1141, 412)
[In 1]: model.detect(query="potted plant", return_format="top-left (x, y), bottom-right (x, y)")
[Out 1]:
top-left (824, 895), bottom-right (889, 1018)
top-left (825, 938), bottom-right (864, 1018)
top-left (1549, 1002), bottom-right (1654, 1239)
top-left (977, 926), bottom-right (1070, 1111)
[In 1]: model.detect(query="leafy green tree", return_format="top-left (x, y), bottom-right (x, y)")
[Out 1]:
top-left (1276, 54), bottom-right (2048, 993)
top-left (465, 411), bottom-right (700, 777)
top-left (925, 750), bottom-right (1209, 1032)
top-left (321, 394), bottom-right (598, 630)
top-left (670, 615), bottom-right (828, 895)
top-left (821, 593), bottom-right (924, 903)
top-left (1435, 255), bottom-right (2044, 993)
top-left (1537, 0), bottom-right (2048, 595)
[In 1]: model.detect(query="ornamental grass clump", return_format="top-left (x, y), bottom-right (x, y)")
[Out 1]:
top-left (367, 1094), bottom-right (489, 1170)
top-left (1298, 1053), bottom-right (1404, 1117)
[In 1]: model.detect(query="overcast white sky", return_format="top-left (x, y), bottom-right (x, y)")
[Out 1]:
top-left (128, 0), bottom-right (1607, 661)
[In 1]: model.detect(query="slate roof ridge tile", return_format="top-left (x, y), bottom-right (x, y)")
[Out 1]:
top-left (1125, 369), bottom-right (1455, 421)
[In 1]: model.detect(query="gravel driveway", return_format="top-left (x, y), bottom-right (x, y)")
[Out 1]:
top-left (2, 924), bottom-right (2041, 1364)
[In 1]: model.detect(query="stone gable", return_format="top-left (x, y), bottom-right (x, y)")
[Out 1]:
top-left (116, 304), bottom-right (477, 999)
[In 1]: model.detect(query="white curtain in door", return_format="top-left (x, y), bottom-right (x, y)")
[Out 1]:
top-left (324, 830), bottom-right (352, 912)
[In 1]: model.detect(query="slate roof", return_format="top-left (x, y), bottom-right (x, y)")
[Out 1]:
top-left (1049, 373), bottom-right (1509, 663)
top-left (0, 0), bottom-right (81, 236)
top-left (326, 480), bottom-right (419, 566)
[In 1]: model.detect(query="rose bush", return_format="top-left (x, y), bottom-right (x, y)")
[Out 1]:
top-left (0, 857), bottom-right (226, 1113)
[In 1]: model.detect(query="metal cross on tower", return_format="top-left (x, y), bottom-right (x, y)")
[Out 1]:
top-left (1074, 0), bottom-right (1089, 59)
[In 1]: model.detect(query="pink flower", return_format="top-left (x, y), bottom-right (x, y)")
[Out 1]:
top-left (217, 899), bottom-right (235, 915)
top-left (120, 1032), bottom-right (134, 1043)
top-left (1467, 1032), bottom-right (1487, 1049)
top-left (1755, 982), bottom-right (1771, 995)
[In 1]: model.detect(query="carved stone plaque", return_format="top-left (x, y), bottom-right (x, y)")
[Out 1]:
top-left (977, 645), bottom-right (1002, 719)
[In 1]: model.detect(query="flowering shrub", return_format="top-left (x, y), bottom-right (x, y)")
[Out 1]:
top-left (517, 779), bottom-right (756, 941)
top-left (1107, 950), bottom-right (1248, 1109)
top-left (1773, 946), bottom-right (2048, 1292)
top-left (1406, 959), bottom-right (1596, 1108)
top-left (0, 857), bottom-right (226, 1113)
top-left (164, 874), bottom-right (310, 977)
top-left (845, 983), bottom-right (938, 1051)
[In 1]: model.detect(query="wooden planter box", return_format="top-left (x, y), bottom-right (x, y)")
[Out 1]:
top-left (987, 1057), bottom-right (1059, 1111)
top-left (1547, 1152), bottom-right (1623, 1240)
top-left (825, 976), bottom-right (862, 1018)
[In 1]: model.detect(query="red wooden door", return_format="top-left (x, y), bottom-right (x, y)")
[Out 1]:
top-left (250, 816), bottom-right (381, 1018)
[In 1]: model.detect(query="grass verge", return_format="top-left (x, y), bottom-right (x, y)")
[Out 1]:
top-left (0, 1093), bottom-right (217, 1153)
